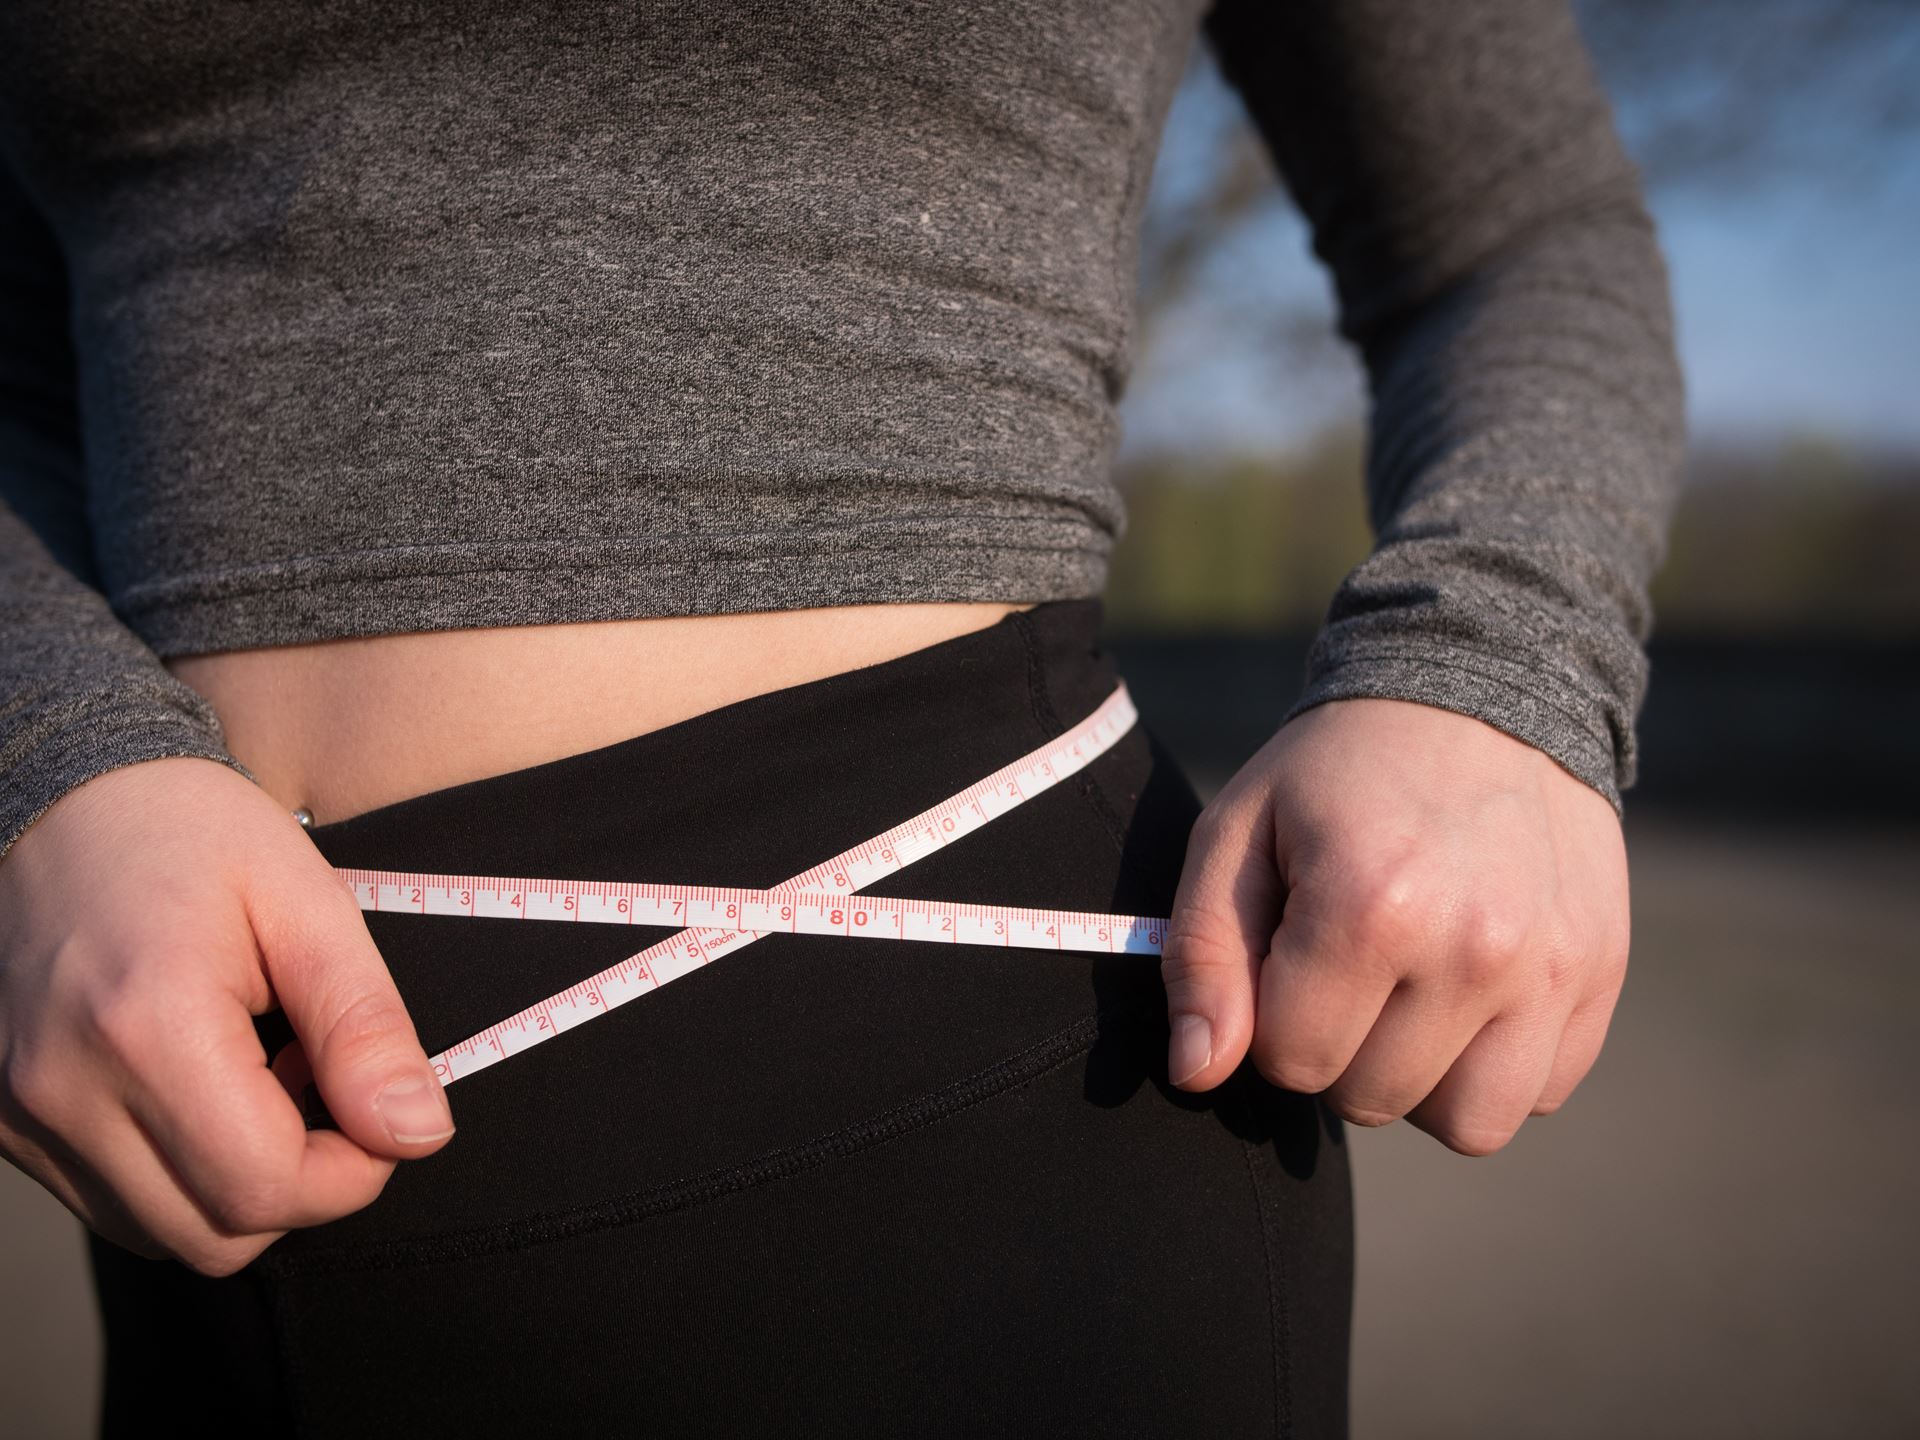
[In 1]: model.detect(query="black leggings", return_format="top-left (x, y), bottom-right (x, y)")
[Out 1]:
top-left (88, 599), bottom-right (1353, 1438)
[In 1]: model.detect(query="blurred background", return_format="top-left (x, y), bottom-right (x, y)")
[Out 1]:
top-left (1101, 2), bottom-right (1919, 1435)
top-left (3, 1), bottom-right (1916, 1435)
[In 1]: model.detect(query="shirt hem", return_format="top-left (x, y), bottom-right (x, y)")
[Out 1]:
top-left (124, 536), bottom-right (1112, 659)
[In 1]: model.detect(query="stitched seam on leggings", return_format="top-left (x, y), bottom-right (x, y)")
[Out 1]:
top-left (1243, 1132), bottom-right (1292, 1438)
top-left (1012, 606), bottom-right (1132, 860)
top-left (246, 1260), bottom-right (305, 1437)
top-left (261, 1009), bottom-right (1128, 1279)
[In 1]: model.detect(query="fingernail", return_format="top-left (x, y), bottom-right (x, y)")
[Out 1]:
top-left (375, 1077), bottom-right (455, 1144)
top-left (1169, 1014), bottom-right (1213, 1086)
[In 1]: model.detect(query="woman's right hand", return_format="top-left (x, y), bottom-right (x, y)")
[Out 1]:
top-left (0, 757), bottom-right (454, 1276)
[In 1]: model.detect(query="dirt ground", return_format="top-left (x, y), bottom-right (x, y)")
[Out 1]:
top-left (3, 813), bottom-right (1916, 1438)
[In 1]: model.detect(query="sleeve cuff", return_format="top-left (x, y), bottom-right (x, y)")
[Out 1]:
top-left (0, 719), bottom-right (260, 863)
top-left (1281, 642), bottom-right (1629, 814)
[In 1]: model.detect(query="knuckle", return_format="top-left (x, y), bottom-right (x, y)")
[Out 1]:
top-left (1344, 863), bottom-right (1426, 958)
top-left (1267, 1059), bottom-right (1341, 1096)
top-left (1160, 909), bottom-right (1250, 990)
top-left (313, 988), bottom-right (414, 1072)
top-left (1423, 1092), bottom-right (1528, 1154)
top-left (115, 1231), bottom-right (174, 1263)
top-left (1440, 1122), bottom-right (1520, 1158)
top-left (256, 871), bottom-right (367, 975)
top-left (1250, 1041), bottom-right (1340, 1096)
top-left (1454, 939), bottom-right (1511, 993)
top-left (1460, 898), bottom-right (1530, 974)
top-left (1537, 931), bottom-right (1582, 993)
top-left (1326, 1090), bottom-right (1399, 1128)
top-left (206, 1173), bottom-right (295, 1235)
top-left (180, 1234), bottom-right (268, 1279)
top-left (308, 872), bottom-right (368, 929)
top-left (3, 1051), bottom-right (65, 1127)
top-left (72, 943), bottom-right (211, 1066)
top-left (1601, 932), bottom-right (1632, 985)
top-left (1338, 1105), bottom-right (1398, 1130)
top-left (81, 974), bottom-right (164, 1068)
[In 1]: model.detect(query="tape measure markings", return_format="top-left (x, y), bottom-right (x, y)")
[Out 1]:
top-left (338, 874), bottom-right (1167, 956)
top-left (334, 683), bottom-right (1157, 1087)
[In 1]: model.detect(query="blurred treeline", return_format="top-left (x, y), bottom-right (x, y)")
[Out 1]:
top-left (1106, 427), bottom-right (1366, 633)
top-left (1108, 428), bottom-right (1920, 637)
top-left (1109, 0), bottom-right (1920, 644)
top-left (1657, 438), bottom-right (1920, 634)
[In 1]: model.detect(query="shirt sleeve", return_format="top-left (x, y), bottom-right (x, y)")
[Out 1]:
top-left (1198, 0), bottom-right (1687, 811)
top-left (0, 158), bottom-right (257, 864)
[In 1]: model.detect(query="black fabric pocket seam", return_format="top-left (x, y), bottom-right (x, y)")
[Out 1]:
top-left (1243, 1135), bottom-right (1292, 1439)
top-left (258, 1007), bottom-right (1133, 1281)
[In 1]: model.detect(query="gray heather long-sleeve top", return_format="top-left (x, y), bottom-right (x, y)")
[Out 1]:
top-left (0, 0), bottom-right (1684, 861)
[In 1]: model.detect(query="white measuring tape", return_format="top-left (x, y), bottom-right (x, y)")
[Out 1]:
top-left (330, 683), bottom-right (1170, 1086)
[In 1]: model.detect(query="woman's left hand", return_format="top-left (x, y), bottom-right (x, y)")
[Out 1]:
top-left (1159, 696), bottom-right (1631, 1155)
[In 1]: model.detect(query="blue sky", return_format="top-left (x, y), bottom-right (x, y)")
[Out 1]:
top-left (1120, 32), bottom-right (1920, 463)
top-left (1658, 166), bottom-right (1920, 449)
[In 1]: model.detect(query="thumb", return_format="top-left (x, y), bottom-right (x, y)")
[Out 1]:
top-left (1160, 793), bottom-right (1283, 1092)
top-left (247, 862), bottom-right (455, 1159)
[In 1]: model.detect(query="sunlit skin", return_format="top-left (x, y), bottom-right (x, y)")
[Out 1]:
top-left (1162, 695), bottom-right (1630, 1152)
top-left (0, 604), bottom-right (1629, 1274)
top-left (162, 603), bottom-right (1039, 826)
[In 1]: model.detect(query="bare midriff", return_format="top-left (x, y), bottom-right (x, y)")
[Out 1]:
top-left (163, 602), bottom-right (1035, 827)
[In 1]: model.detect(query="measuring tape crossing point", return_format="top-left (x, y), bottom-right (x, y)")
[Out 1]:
top-left (334, 878), bottom-right (1166, 958)
top-left (334, 683), bottom-right (1169, 1087)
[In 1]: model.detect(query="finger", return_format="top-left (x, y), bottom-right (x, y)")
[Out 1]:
top-left (1248, 895), bottom-right (1398, 1095)
top-left (120, 985), bottom-right (397, 1234)
top-left (1408, 1005), bottom-right (1564, 1155)
top-left (3, 1051), bottom-right (183, 1260)
top-left (1160, 798), bottom-right (1282, 1092)
top-left (1322, 981), bottom-right (1491, 1128)
top-left (244, 867), bottom-right (454, 1159)
top-left (58, 1109), bottom-right (279, 1277)
top-left (61, 1179), bottom-right (174, 1261)
top-left (1, 1123), bottom-right (168, 1262)
top-left (1532, 978), bottom-right (1624, 1116)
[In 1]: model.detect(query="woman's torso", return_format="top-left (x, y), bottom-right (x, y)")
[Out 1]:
top-left (0, 2), bottom-right (1215, 815)
top-left (164, 603), bottom-right (1032, 824)
top-left (1, 2), bottom-right (1211, 811)
top-left (102, 601), bottom-right (1355, 1439)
